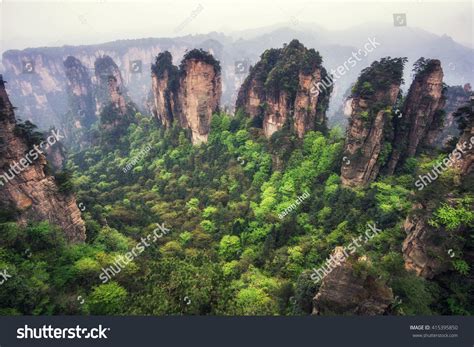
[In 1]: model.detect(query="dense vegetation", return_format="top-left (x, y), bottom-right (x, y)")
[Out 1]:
top-left (351, 57), bottom-right (407, 98)
top-left (1, 105), bottom-right (472, 315)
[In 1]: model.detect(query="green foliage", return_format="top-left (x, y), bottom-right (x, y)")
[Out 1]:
top-left (2, 92), bottom-right (472, 317)
top-left (179, 49), bottom-right (221, 75)
top-left (428, 198), bottom-right (474, 231)
top-left (218, 235), bottom-right (241, 261)
top-left (87, 282), bottom-right (127, 315)
top-left (352, 57), bottom-right (407, 97)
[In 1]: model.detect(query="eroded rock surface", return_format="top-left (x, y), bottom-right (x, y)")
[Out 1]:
top-left (0, 75), bottom-right (86, 242)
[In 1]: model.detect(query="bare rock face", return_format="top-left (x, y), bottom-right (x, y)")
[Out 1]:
top-left (434, 84), bottom-right (472, 147)
top-left (386, 59), bottom-right (445, 173)
top-left (94, 55), bottom-right (128, 115)
top-left (94, 56), bottom-right (137, 139)
top-left (451, 106), bottom-right (474, 176)
top-left (402, 209), bottom-right (452, 279)
top-left (45, 139), bottom-right (66, 172)
top-left (64, 56), bottom-right (96, 128)
top-left (312, 248), bottom-right (393, 315)
top-left (0, 75), bottom-right (86, 243)
top-left (236, 40), bottom-right (331, 138)
top-left (178, 53), bottom-right (222, 144)
top-left (150, 51), bottom-right (179, 128)
top-left (151, 49), bottom-right (221, 144)
top-left (63, 56), bottom-right (97, 148)
top-left (341, 57), bottom-right (405, 187)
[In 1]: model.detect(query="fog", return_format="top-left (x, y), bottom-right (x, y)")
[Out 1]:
top-left (1, 0), bottom-right (472, 54)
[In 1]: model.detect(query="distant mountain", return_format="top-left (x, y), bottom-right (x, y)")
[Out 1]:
top-left (2, 24), bottom-right (472, 133)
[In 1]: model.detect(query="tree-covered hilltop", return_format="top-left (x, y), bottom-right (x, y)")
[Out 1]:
top-left (1, 106), bottom-right (472, 315)
top-left (236, 40), bottom-right (332, 138)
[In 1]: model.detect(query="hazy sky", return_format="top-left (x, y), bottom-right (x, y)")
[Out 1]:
top-left (1, 0), bottom-right (472, 53)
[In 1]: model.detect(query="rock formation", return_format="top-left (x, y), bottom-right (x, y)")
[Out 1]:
top-left (151, 49), bottom-right (221, 144)
top-left (402, 206), bottom-right (453, 279)
top-left (386, 59), bottom-right (446, 173)
top-left (94, 55), bottom-right (128, 115)
top-left (312, 248), bottom-right (394, 315)
top-left (63, 56), bottom-right (97, 148)
top-left (434, 84), bottom-right (472, 147)
top-left (402, 103), bottom-right (472, 279)
top-left (236, 40), bottom-right (331, 138)
top-left (94, 56), bottom-right (137, 139)
top-left (64, 56), bottom-right (96, 128)
top-left (0, 75), bottom-right (86, 243)
top-left (150, 51), bottom-right (179, 128)
top-left (341, 57), bottom-right (405, 187)
top-left (448, 100), bottom-right (474, 175)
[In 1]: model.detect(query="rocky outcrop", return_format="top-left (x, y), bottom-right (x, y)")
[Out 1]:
top-left (0, 75), bottom-right (86, 243)
top-left (386, 59), bottom-right (446, 173)
top-left (451, 102), bottom-right (474, 176)
top-left (402, 207), bottom-right (452, 278)
top-left (341, 57), bottom-right (405, 187)
top-left (236, 40), bottom-right (331, 138)
top-left (94, 56), bottom-right (128, 115)
top-left (94, 56), bottom-right (137, 138)
top-left (64, 56), bottom-right (96, 128)
top-left (151, 49), bottom-right (221, 144)
top-left (434, 84), bottom-right (471, 147)
top-left (312, 248), bottom-right (393, 315)
top-left (402, 106), bottom-right (472, 279)
top-left (63, 56), bottom-right (97, 148)
top-left (45, 138), bottom-right (66, 172)
top-left (150, 51), bottom-right (179, 128)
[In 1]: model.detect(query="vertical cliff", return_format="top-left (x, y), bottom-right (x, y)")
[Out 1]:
top-left (150, 51), bottom-right (179, 127)
top-left (0, 75), bottom-right (86, 243)
top-left (94, 55), bottom-right (128, 115)
top-left (64, 56), bottom-right (96, 128)
top-left (94, 56), bottom-right (137, 140)
top-left (151, 49), bottom-right (221, 144)
top-left (435, 84), bottom-right (472, 147)
top-left (312, 248), bottom-right (394, 315)
top-left (236, 40), bottom-right (331, 138)
top-left (402, 102), bottom-right (472, 279)
top-left (386, 59), bottom-right (446, 173)
top-left (341, 57), bottom-right (405, 187)
top-left (63, 56), bottom-right (97, 148)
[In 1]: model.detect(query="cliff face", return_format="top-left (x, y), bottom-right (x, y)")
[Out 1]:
top-left (64, 56), bottom-right (96, 128)
top-left (94, 56), bottom-right (137, 138)
top-left (236, 40), bottom-right (331, 138)
top-left (150, 51), bottom-right (179, 128)
top-left (402, 207), bottom-right (453, 279)
top-left (63, 56), bottom-right (97, 147)
top-left (402, 104), bottom-right (472, 279)
top-left (0, 75), bottom-right (86, 243)
top-left (312, 248), bottom-right (393, 315)
top-left (341, 57), bottom-right (405, 187)
top-left (151, 49), bottom-right (221, 144)
top-left (178, 55), bottom-right (222, 144)
top-left (434, 84), bottom-right (471, 147)
top-left (94, 56), bottom-right (128, 115)
top-left (1, 39), bottom-right (194, 131)
top-left (386, 59), bottom-right (446, 173)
